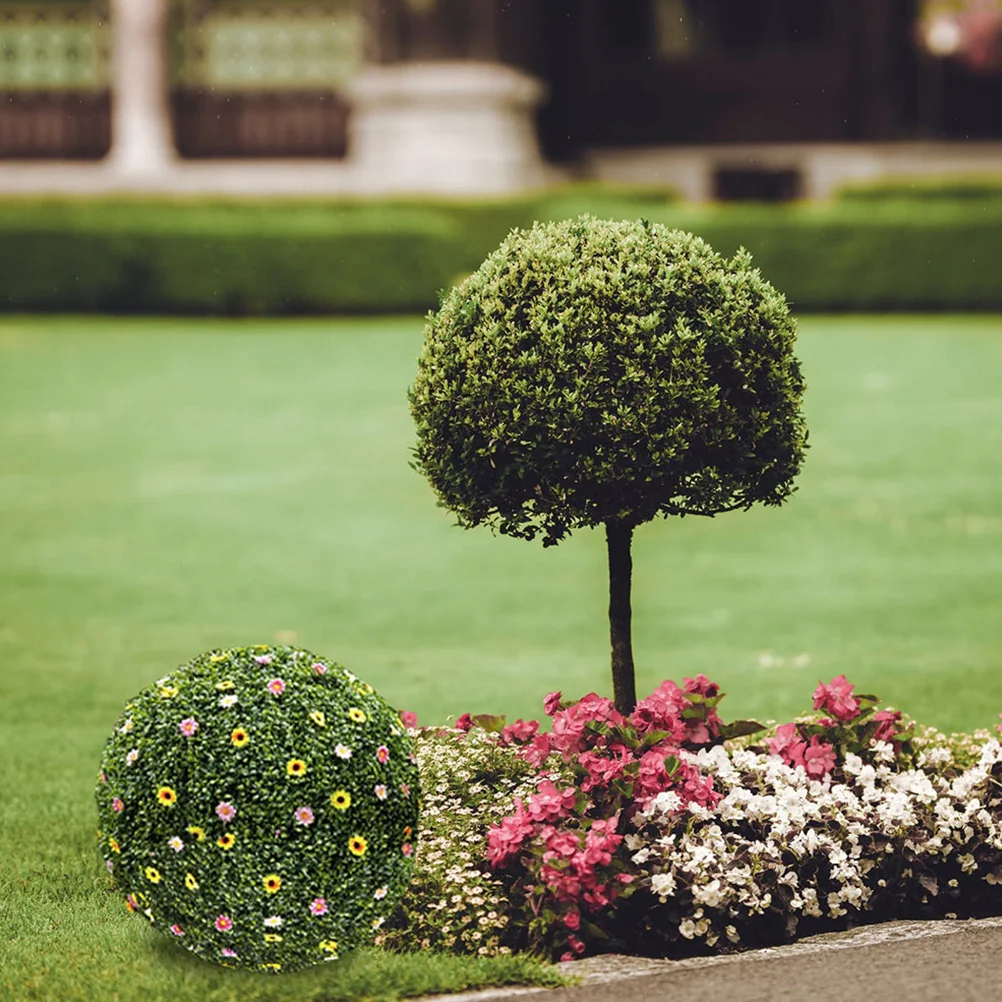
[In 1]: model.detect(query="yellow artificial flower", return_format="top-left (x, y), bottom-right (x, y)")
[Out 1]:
top-left (254, 644), bottom-right (269, 651)
top-left (210, 653), bottom-right (229, 663)
top-left (264, 933), bottom-right (283, 943)
top-left (145, 867), bottom-right (162, 883)
top-left (231, 727), bottom-right (249, 747)
top-left (218, 833), bottom-right (236, 850)
top-left (318, 939), bottom-right (339, 953)
top-left (157, 786), bottom-right (177, 806)
top-left (309, 710), bottom-right (326, 727)
top-left (185, 872), bottom-right (199, 891)
top-left (330, 790), bottom-right (351, 811)
top-left (261, 963), bottom-right (282, 972)
top-left (348, 835), bottom-right (367, 857)
top-left (108, 837), bottom-right (121, 854)
top-left (159, 686), bottom-right (178, 699)
top-left (348, 707), bottom-right (367, 723)
top-left (286, 758), bottom-right (307, 778)
top-left (186, 825), bottom-right (206, 841)
top-left (215, 678), bottom-right (235, 688)
top-left (263, 874), bottom-right (282, 894)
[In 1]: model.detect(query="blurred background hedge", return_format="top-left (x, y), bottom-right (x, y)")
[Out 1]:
top-left (2, 183), bottom-right (1000, 314)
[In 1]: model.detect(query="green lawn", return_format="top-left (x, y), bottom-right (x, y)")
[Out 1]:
top-left (2, 313), bottom-right (1001, 1000)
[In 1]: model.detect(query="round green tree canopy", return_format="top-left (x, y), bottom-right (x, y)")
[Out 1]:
top-left (95, 646), bottom-right (420, 974)
top-left (410, 215), bottom-right (807, 546)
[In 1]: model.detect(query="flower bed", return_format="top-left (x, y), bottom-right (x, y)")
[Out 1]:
top-left (381, 679), bottom-right (1002, 963)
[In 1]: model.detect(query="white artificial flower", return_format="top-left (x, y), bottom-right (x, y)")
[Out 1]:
top-left (264, 916), bottom-right (283, 928)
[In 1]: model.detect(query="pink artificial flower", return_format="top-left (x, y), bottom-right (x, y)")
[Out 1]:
top-left (312, 662), bottom-right (327, 674)
top-left (527, 779), bottom-right (577, 823)
top-left (817, 717), bottom-right (838, 728)
top-left (768, 722), bottom-right (806, 768)
top-left (500, 718), bottom-right (540, 745)
top-left (99, 772), bottom-right (107, 785)
top-left (567, 934), bottom-right (586, 956)
top-left (255, 654), bottom-right (273, 665)
top-left (454, 713), bottom-right (473, 732)
top-left (486, 798), bottom-right (535, 868)
top-left (267, 678), bottom-right (285, 696)
top-left (215, 915), bottom-right (233, 932)
top-left (309, 897), bottom-right (328, 916)
top-left (215, 801), bottom-right (236, 823)
top-left (676, 762), bottom-right (723, 809)
top-left (294, 806), bottom-right (315, 826)
top-left (541, 826), bottom-right (581, 861)
top-left (563, 908), bottom-right (580, 930)
top-left (376, 745), bottom-right (390, 764)
top-left (873, 708), bottom-right (903, 743)
top-left (400, 710), bottom-right (418, 728)
top-left (221, 947), bottom-right (238, 958)
top-left (518, 732), bottom-right (554, 768)
top-left (577, 749), bottom-right (630, 792)
top-left (400, 783), bottom-right (411, 797)
top-left (802, 735), bottom-right (837, 778)
top-left (630, 680), bottom-right (689, 741)
top-left (179, 717), bottom-right (199, 737)
top-left (112, 797), bottom-right (124, 812)
top-left (170, 924), bottom-right (185, 936)
top-left (813, 675), bottom-right (861, 724)
top-left (106, 860), bottom-right (114, 873)
top-left (543, 691), bottom-right (563, 716)
top-left (683, 674), bottom-right (720, 698)
top-left (402, 842), bottom-right (413, 857)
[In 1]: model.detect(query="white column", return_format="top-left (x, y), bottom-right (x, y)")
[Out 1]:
top-left (107, 0), bottom-right (177, 176)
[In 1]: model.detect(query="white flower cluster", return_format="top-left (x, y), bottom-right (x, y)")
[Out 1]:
top-left (376, 726), bottom-right (569, 956)
top-left (620, 737), bottom-right (1002, 952)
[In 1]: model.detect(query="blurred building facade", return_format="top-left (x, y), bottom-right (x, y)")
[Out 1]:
top-left (1, 0), bottom-right (1001, 197)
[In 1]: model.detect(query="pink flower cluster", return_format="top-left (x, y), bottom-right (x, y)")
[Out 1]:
top-left (768, 676), bottom-right (909, 778)
top-left (483, 677), bottom-right (725, 961)
top-left (767, 723), bottom-right (837, 778)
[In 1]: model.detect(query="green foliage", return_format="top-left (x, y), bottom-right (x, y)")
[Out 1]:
top-left (95, 645), bottom-right (421, 975)
top-left (409, 215), bottom-right (807, 547)
top-left (836, 174), bottom-right (1002, 202)
top-left (1, 193), bottom-right (1000, 314)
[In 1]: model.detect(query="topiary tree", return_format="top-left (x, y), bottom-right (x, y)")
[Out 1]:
top-left (409, 216), bottom-right (808, 716)
top-left (95, 645), bottom-right (420, 974)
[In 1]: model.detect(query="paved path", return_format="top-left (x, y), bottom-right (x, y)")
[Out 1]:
top-left (419, 917), bottom-right (1002, 1002)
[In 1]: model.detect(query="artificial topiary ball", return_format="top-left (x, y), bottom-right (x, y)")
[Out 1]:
top-left (95, 646), bottom-right (421, 974)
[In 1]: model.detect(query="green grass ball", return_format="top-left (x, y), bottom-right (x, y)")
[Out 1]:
top-left (95, 646), bottom-right (421, 974)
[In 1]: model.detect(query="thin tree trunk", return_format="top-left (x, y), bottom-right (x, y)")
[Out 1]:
top-left (606, 518), bottom-right (637, 717)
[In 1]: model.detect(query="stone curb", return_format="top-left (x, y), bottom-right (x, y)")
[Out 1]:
top-left (411, 915), bottom-right (1002, 1002)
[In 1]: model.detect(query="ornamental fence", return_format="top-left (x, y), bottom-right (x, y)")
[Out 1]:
top-left (0, 0), bottom-right (364, 159)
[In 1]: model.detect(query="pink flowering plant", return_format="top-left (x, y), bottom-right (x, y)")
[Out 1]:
top-left (380, 673), bottom-right (1002, 965)
top-left (761, 674), bottom-right (916, 779)
top-left (474, 676), bottom-right (764, 961)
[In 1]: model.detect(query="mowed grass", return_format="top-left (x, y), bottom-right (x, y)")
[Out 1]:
top-left (1, 313), bottom-right (1001, 1000)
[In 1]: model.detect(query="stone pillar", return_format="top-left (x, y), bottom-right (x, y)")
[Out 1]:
top-left (107, 0), bottom-right (176, 176)
top-left (347, 0), bottom-right (550, 195)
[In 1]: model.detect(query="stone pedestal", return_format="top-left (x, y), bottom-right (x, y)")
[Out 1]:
top-left (346, 60), bottom-right (549, 195)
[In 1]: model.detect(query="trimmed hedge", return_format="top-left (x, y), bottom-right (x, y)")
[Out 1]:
top-left (2, 192), bottom-right (1000, 313)
top-left (836, 174), bottom-right (1002, 202)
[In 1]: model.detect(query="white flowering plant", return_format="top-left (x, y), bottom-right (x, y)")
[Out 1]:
top-left (95, 646), bottom-right (421, 975)
top-left (383, 677), bottom-right (1002, 965)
